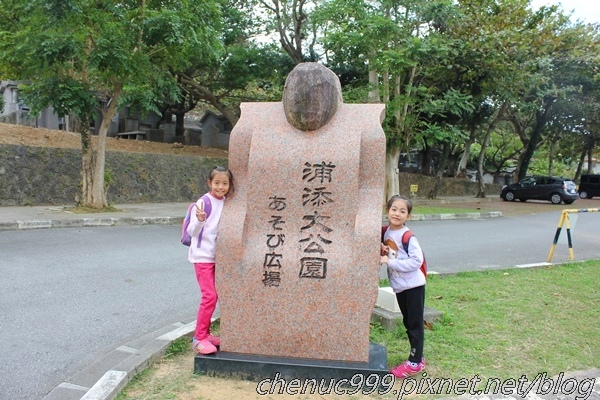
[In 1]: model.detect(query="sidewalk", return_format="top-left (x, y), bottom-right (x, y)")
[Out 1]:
top-left (0, 202), bottom-right (189, 231)
top-left (0, 196), bottom-right (502, 231)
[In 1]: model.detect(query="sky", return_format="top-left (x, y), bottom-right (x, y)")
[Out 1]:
top-left (529, 0), bottom-right (600, 24)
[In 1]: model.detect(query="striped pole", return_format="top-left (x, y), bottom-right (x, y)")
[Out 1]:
top-left (547, 208), bottom-right (599, 262)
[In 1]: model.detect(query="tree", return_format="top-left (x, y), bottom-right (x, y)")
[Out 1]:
top-left (0, 0), bottom-right (222, 208)
top-left (317, 0), bottom-right (482, 200)
top-left (175, 1), bottom-right (294, 128)
top-left (254, 0), bottom-right (320, 64)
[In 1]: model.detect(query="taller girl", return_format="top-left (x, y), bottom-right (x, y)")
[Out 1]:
top-left (187, 166), bottom-right (234, 355)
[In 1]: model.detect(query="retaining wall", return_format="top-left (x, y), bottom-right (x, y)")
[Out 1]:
top-left (0, 144), bottom-right (227, 206)
top-left (0, 144), bottom-right (500, 206)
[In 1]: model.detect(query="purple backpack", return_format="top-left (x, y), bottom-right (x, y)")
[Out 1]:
top-left (181, 194), bottom-right (212, 247)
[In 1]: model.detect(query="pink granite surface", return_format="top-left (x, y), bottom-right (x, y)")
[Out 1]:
top-left (215, 101), bottom-right (386, 363)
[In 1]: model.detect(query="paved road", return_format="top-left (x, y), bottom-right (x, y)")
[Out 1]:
top-left (0, 225), bottom-right (197, 400)
top-left (1, 212), bottom-right (599, 399)
top-left (411, 211), bottom-right (600, 273)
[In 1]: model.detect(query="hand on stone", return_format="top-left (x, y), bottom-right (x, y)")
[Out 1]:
top-left (195, 199), bottom-right (207, 222)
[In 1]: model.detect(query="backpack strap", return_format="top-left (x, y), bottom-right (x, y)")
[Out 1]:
top-left (382, 226), bottom-right (413, 253)
top-left (401, 230), bottom-right (414, 254)
top-left (201, 194), bottom-right (212, 218)
top-left (180, 203), bottom-right (196, 246)
top-left (402, 229), bottom-right (427, 278)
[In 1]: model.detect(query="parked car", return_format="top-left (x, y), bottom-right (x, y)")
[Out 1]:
top-left (500, 176), bottom-right (578, 204)
top-left (578, 174), bottom-right (600, 199)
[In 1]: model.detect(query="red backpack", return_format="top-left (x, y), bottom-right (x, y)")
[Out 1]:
top-left (381, 226), bottom-right (427, 278)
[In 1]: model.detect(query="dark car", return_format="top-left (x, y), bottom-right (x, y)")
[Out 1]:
top-left (578, 174), bottom-right (600, 199)
top-left (500, 176), bottom-right (578, 205)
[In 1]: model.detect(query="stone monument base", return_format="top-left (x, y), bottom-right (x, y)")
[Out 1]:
top-left (194, 343), bottom-right (388, 385)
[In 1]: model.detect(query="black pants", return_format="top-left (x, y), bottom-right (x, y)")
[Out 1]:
top-left (396, 285), bottom-right (425, 363)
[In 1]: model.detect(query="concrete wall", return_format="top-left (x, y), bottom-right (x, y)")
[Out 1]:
top-left (0, 144), bottom-right (228, 206)
top-left (398, 173), bottom-right (502, 198)
top-left (0, 144), bottom-right (500, 206)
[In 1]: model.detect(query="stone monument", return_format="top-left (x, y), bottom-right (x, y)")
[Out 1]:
top-left (197, 62), bottom-right (386, 378)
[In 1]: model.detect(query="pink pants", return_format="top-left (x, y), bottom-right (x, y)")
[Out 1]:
top-left (194, 262), bottom-right (218, 340)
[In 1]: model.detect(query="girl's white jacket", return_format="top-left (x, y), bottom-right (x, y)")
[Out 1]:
top-left (383, 226), bottom-right (426, 293)
top-left (186, 193), bottom-right (225, 264)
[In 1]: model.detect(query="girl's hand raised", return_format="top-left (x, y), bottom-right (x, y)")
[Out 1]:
top-left (195, 199), bottom-right (207, 222)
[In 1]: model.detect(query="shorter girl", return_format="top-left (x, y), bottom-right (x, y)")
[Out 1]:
top-left (381, 194), bottom-right (426, 378)
top-left (188, 166), bottom-right (234, 355)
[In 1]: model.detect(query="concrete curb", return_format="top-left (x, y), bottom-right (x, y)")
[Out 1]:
top-left (1, 212), bottom-right (502, 232)
top-left (42, 320), bottom-right (197, 400)
top-left (411, 211), bottom-right (503, 221)
top-left (0, 216), bottom-right (181, 231)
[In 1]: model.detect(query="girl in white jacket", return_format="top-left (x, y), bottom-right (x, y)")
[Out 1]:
top-left (381, 194), bottom-right (426, 378)
top-left (188, 166), bottom-right (234, 355)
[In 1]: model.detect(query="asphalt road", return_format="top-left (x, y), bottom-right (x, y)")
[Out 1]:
top-left (410, 211), bottom-right (600, 273)
top-left (1, 212), bottom-right (599, 399)
top-left (0, 225), bottom-right (198, 400)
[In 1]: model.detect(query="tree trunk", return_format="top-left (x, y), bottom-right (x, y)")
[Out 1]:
top-left (455, 126), bottom-right (476, 177)
top-left (91, 116), bottom-right (109, 208)
top-left (368, 55), bottom-right (379, 103)
top-left (422, 144), bottom-right (433, 176)
top-left (574, 145), bottom-right (587, 182)
top-left (517, 98), bottom-right (553, 181)
top-left (175, 111), bottom-right (185, 139)
top-left (90, 85), bottom-right (122, 208)
top-left (78, 117), bottom-right (94, 206)
top-left (477, 102), bottom-right (508, 197)
top-left (518, 124), bottom-right (542, 181)
top-left (384, 147), bottom-right (400, 202)
top-left (548, 133), bottom-right (557, 176)
top-left (428, 141), bottom-right (451, 199)
top-left (586, 137), bottom-right (595, 173)
top-left (476, 137), bottom-right (490, 198)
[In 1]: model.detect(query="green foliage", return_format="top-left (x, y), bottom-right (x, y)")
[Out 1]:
top-left (18, 78), bottom-right (96, 119)
top-left (527, 151), bottom-right (577, 178)
top-left (425, 262), bottom-right (600, 379)
top-left (164, 337), bottom-right (190, 357)
top-left (469, 125), bottom-right (522, 173)
top-left (104, 167), bottom-right (116, 188)
top-left (0, 0), bottom-right (224, 120)
top-left (1, 0), bottom-right (599, 181)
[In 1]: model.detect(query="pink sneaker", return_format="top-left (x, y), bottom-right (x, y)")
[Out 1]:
top-left (391, 360), bottom-right (425, 378)
top-left (192, 337), bottom-right (217, 355)
top-left (207, 334), bottom-right (221, 347)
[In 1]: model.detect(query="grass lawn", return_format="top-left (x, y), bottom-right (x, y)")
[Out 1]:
top-left (382, 205), bottom-right (485, 216)
top-left (377, 261), bottom-right (599, 383)
top-left (412, 205), bottom-right (484, 214)
top-left (117, 261), bottom-right (599, 399)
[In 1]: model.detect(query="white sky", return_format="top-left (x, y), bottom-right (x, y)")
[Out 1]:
top-left (529, 0), bottom-right (600, 24)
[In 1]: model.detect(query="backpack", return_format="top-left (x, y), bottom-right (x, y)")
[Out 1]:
top-left (381, 226), bottom-right (427, 278)
top-left (181, 194), bottom-right (212, 247)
